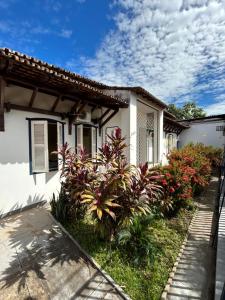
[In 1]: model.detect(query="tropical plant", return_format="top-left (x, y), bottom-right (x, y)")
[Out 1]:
top-left (117, 214), bottom-right (155, 266)
top-left (50, 184), bottom-right (69, 222)
top-left (57, 143), bottom-right (98, 220)
top-left (81, 129), bottom-right (162, 239)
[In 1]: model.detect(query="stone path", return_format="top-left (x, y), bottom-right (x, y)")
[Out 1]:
top-left (165, 177), bottom-right (218, 300)
top-left (0, 206), bottom-right (124, 300)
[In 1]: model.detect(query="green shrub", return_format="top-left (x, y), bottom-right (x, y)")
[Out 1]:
top-left (50, 185), bottom-right (69, 222)
top-left (117, 214), bottom-right (155, 266)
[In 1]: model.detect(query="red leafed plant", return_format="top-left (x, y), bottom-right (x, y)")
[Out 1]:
top-left (54, 128), bottom-right (162, 240)
top-left (81, 129), bottom-right (162, 239)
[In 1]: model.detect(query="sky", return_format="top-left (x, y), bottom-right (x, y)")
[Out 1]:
top-left (0, 0), bottom-right (225, 115)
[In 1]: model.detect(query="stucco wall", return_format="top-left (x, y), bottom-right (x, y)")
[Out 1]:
top-left (180, 120), bottom-right (225, 148)
top-left (0, 87), bottom-right (166, 216)
top-left (0, 110), bottom-right (75, 216)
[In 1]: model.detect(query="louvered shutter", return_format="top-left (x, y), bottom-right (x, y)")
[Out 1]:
top-left (31, 121), bottom-right (48, 173)
top-left (76, 125), bottom-right (83, 153)
top-left (91, 127), bottom-right (97, 157)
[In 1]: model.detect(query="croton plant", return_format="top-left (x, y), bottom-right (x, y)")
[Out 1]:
top-left (51, 128), bottom-right (221, 239)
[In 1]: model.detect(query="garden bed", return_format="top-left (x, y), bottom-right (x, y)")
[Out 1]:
top-left (51, 130), bottom-right (222, 300)
top-left (64, 208), bottom-right (194, 300)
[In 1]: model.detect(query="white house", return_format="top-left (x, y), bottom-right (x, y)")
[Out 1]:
top-left (179, 115), bottom-right (225, 148)
top-left (0, 48), bottom-right (186, 217)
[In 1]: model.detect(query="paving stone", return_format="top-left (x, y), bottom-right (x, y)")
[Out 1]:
top-left (166, 177), bottom-right (218, 300)
top-left (0, 207), bottom-right (123, 300)
top-left (0, 275), bottom-right (30, 300)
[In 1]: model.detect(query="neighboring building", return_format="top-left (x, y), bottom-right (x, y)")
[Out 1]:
top-left (0, 48), bottom-right (185, 216)
top-left (179, 115), bottom-right (225, 148)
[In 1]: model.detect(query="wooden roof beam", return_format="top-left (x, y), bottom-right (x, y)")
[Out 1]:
top-left (99, 109), bottom-right (119, 131)
top-left (77, 103), bottom-right (87, 115)
top-left (4, 103), bottom-right (61, 117)
top-left (29, 88), bottom-right (38, 107)
top-left (98, 108), bottom-right (111, 124)
top-left (51, 95), bottom-right (61, 112)
top-left (4, 77), bottom-right (122, 109)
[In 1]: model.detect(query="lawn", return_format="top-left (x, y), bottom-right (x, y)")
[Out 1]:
top-left (64, 208), bottom-right (194, 300)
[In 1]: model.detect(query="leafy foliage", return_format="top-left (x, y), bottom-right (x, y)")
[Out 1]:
top-left (168, 101), bottom-right (206, 120)
top-left (50, 185), bottom-right (69, 222)
top-left (117, 214), bottom-right (155, 266)
top-left (153, 143), bottom-right (220, 215)
top-left (53, 128), bottom-right (161, 239)
top-left (57, 143), bottom-right (98, 220)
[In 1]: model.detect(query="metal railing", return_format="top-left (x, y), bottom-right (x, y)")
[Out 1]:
top-left (213, 149), bottom-right (225, 300)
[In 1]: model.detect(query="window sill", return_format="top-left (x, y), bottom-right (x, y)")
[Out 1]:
top-left (31, 168), bottom-right (59, 175)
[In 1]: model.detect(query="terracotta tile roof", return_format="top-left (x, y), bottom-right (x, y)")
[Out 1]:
top-left (0, 48), bottom-right (167, 109)
top-left (0, 48), bottom-right (128, 108)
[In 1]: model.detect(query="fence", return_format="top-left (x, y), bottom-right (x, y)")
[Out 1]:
top-left (214, 149), bottom-right (225, 300)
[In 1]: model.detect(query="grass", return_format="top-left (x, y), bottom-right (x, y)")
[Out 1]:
top-left (64, 208), bottom-right (194, 300)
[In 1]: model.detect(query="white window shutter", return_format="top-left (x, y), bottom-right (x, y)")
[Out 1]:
top-left (91, 127), bottom-right (97, 157)
top-left (77, 125), bottom-right (83, 152)
top-left (31, 121), bottom-right (49, 173)
top-left (57, 122), bottom-right (63, 147)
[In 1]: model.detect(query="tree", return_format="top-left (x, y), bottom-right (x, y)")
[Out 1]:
top-left (167, 101), bottom-right (206, 120)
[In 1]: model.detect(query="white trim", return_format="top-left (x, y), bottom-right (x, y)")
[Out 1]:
top-left (31, 120), bottom-right (49, 173)
top-left (76, 124), bottom-right (83, 152)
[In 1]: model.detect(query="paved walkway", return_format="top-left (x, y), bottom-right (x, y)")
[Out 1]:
top-left (0, 206), bottom-right (124, 300)
top-left (165, 177), bottom-right (218, 300)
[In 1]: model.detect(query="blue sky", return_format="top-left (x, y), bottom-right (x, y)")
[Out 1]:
top-left (1, 0), bottom-right (225, 114)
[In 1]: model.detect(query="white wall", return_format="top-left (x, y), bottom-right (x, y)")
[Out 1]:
top-left (0, 110), bottom-right (75, 216)
top-left (101, 107), bottom-right (131, 161)
top-left (180, 120), bottom-right (225, 148)
top-left (0, 86), bottom-right (166, 215)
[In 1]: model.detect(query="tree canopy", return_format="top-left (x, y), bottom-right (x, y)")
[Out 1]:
top-left (167, 102), bottom-right (206, 120)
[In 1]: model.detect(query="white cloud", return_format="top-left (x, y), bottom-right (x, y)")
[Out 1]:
top-left (59, 29), bottom-right (73, 38)
top-left (77, 0), bottom-right (225, 105)
top-left (205, 99), bottom-right (225, 115)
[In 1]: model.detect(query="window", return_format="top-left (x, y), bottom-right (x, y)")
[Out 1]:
top-left (75, 124), bottom-right (97, 157)
top-left (166, 133), bottom-right (177, 154)
top-left (30, 120), bottom-right (64, 173)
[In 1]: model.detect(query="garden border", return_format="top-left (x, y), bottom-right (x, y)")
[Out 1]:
top-left (47, 209), bottom-right (132, 300)
top-left (160, 208), bottom-right (198, 300)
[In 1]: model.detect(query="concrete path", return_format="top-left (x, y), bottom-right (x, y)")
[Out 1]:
top-left (165, 177), bottom-right (218, 300)
top-left (0, 206), bottom-right (124, 300)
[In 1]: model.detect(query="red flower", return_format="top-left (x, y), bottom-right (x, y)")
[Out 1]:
top-left (169, 187), bottom-right (175, 193)
top-left (161, 179), bottom-right (168, 186)
top-left (165, 172), bottom-right (172, 178)
top-left (182, 175), bottom-right (189, 182)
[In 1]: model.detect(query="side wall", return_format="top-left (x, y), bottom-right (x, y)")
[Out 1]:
top-left (0, 110), bottom-right (75, 216)
top-left (180, 121), bottom-right (225, 148)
